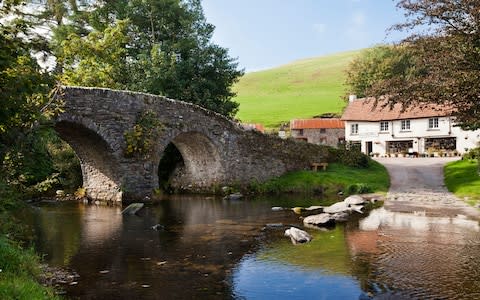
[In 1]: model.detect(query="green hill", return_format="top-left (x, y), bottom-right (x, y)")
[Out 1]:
top-left (233, 49), bottom-right (362, 128)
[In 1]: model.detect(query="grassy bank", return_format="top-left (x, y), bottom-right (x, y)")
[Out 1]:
top-left (233, 50), bottom-right (362, 128)
top-left (0, 181), bottom-right (59, 300)
top-left (0, 236), bottom-right (59, 300)
top-left (444, 159), bottom-right (480, 205)
top-left (250, 160), bottom-right (389, 195)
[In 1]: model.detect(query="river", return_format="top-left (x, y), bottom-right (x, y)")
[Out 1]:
top-left (26, 195), bottom-right (480, 299)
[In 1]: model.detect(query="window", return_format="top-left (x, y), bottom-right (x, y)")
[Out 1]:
top-left (428, 118), bottom-right (439, 129)
top-left (401, 120), bottom-right (411, 131)
top-left (298, 129), bottom-right (304, 136)
top-left (351, 124), bottom-right (358, 135)
top-left (380, 121), bottom-right (389, 132)
top-left (320, 128), bottom-right (326, 133)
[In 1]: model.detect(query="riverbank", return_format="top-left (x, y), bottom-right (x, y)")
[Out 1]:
top-left (444, 159), bottom-right (480, 206)
top-left (249, 160), bottom-right (389, 196)
top-left (0, 236), bottom-right (59, 300)
top-left (0, 185), bottom-right (60, 300)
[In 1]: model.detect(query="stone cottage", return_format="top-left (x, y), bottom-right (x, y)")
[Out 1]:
top-left (290, 118), bottom-right (345, 147)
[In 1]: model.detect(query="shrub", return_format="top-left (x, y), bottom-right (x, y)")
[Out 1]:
top-left (463, 147), bottom-right (480, 160)
top-left (346, 183), bottom-right (373, 194)
top-left (124, 110), bottom-right (164, 157)
top-left (336, 149), bottom-right (370, 168)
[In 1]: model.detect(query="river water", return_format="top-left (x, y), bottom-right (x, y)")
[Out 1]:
top-left (27, 195), bottom-right (480, 299)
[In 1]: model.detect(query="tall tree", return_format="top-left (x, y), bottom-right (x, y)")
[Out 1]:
top-left (349, 0), bottom-right (480, 130)
top-left (345, 45), bottom-right (417, 99)
top-left (60, 0), bottom-right (243, 117)
top-left (0, 5), bottom-right (51, 144)
top-left (0, 1), bottom-right (61, 191)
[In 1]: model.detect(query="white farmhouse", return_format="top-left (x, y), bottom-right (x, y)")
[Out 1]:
top-left (341, 97), bottom-right (480, 156)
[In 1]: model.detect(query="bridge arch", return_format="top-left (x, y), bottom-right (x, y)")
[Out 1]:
top-left (56, 87), bottom-right (331, 202)
top-left (157, 131), bottom-right (225, 191)
top-left (54, 119), bottom-right (123, 202)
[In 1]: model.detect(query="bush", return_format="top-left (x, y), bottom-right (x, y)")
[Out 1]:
top-left (463, 147), bottom-right (480, 160)
top-left (346, 183), bottom-right (373, 194)
top-left (336, 149), bottom-right (370, 168)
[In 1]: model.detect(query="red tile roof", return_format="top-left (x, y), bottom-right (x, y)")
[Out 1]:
top-left (341, 98), bottom-right (453, 121)
top-left (290, 118), bottom-right (345, 129)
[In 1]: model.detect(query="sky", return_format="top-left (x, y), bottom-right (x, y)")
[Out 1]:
top-left (202, 0), bottom-right (410, 72)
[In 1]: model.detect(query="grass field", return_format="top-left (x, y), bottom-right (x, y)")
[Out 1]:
top-left (444, 159), bottom-right (480, 204)
top-left (233, 49), bottom-right (362, 128)
top-left (251, 160), bottom-right (389, 196)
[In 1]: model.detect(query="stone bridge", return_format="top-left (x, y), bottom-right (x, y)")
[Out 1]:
top-left (55, 87), bottom-right (332, 203)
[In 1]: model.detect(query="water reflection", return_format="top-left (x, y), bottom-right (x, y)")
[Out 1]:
top-left (360, 207), bottom-right (480, 232)
top-left (349, 207), bottom-right (480, 299)
top-left (27, 197), bottom-right (480, 299)
top-left (232, 256), bottom-right (362, 299)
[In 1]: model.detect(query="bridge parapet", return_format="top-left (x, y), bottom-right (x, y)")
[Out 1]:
top-left (55, 87), bottom-right (332, 202)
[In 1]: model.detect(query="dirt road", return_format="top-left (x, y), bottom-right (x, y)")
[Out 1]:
top-left (375, 157), bottom-right (479, 218)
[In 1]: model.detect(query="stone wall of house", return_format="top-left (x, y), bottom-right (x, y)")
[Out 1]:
top-left (56, 87), bottom-right (333, 202)
top-left (291, 128), bottom-right (345, 147)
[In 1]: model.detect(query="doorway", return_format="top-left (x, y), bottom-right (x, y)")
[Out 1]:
top-left (365, 141), bottom-right (373, 155)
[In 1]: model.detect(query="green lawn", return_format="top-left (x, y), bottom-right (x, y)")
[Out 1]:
top-left (444, 159), bottom-right (480, 204)
top-left (251, 160), bottom-right (389, 196)
top-left (233, 49), bottom-right (362, 128)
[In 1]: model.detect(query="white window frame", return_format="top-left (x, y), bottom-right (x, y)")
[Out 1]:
top-left (351, 123), bottom-right (358, 135)
top-left (428, 118), bottom-right (439, 129)
top-left (401, 120), bottom-right (411, 131)
top-left (380, 121), bottom-right (389, 132)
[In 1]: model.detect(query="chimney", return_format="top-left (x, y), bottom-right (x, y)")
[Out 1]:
top-left (348, 94), bottom-right (357, 102)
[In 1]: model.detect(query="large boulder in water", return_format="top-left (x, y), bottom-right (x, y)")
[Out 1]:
top-left (324, 201), bottom-right (364, 214)
top-left (303, 213), bottom-right (334, 227)
top-left (122, 203), bottom-right (144, 215)
top-left (284, 227), bottom-right (312, 244)
top-left (331, 212), bottom-right (350, 222)
top-left (323, 201), bottom-right (350, 214)
top-left (344, 195), bottom-right (366, 205)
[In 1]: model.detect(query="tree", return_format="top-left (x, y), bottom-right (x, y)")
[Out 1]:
top-left (0, 1), bottom-right (64, 193)
top-left (0, 11), bottom-right (51, 145)
top-left (345, 45), bottom-right (417, 99)
top-left (59, 19), bottom-right (130, 88)
top-left (59, 0), bottom-right (244, 117)
top-left (348, 0), bottom-right (480, 130)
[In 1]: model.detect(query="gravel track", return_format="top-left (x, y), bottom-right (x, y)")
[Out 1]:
top-left (375, 157), bottom-right (479, 219)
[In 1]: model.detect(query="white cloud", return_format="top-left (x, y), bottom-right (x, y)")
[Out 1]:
top-left (313, 23), bottom-right (327, 34)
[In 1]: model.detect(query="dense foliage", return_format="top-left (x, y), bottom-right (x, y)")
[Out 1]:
top-left (345, 45), bottom-right (416, 99)
top-left (44, 0), bottom-right (244, 117)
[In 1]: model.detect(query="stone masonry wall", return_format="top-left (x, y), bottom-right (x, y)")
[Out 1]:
top-left (56, 87), bottom-right (333, 202)
top-left (291, 128), bottom-right (345, 147)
